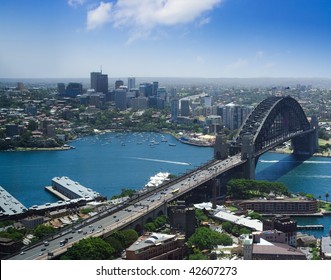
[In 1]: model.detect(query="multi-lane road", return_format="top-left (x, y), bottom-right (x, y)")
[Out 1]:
top-left (9, 154), bottom-right (244, 260)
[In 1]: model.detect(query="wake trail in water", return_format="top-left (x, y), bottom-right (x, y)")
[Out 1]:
top-left (129, 157), bottom-right (191, 166)
top-left (297, 175), bottom-right (331, 179)
top-left (259, 160), bottom-right (331, 164)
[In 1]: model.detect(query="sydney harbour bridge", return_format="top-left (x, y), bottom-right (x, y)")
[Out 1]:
top-left (11, 95), bottom-right (319, 260)
top-left (214, 95), bottom-right (318, 179)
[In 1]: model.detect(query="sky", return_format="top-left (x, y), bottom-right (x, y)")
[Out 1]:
top-left (1, 0), bottom-right (331, 79)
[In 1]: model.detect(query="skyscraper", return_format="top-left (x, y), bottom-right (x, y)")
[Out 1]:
top-left (171, 98), bottom-right (179, 122)
top-left (180, 99), bottom-right (190, 116)
top-left (114, 89), bottom-right (127, 110)
top-left (90, 71), bottom-right (108, 94)
top-left (152, 81), bottom-right (159, 96)
top-left (128, 77), bottom-right (136, 90)
top-left (65, 82), bottom-right (83, 97)
top-left (90, 72), bottom-right (100, 91)
top-left (115, 80), bottom-right (124, 89)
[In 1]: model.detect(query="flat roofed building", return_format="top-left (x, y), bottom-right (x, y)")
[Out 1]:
top-left (238, 198), bottom-right (318, 214)
top-left (321, 236), bottom-right (331, 260)
top-left (51, 176), bottom-right (100, 201)
top-left (20, 215), bottom-right (44, 229)
top-left (252, 241), bottom-right (306, 260)
top-left (0, 186), bottom-right (28, 217)
top-left (243, 236), bottom-right (306, 260)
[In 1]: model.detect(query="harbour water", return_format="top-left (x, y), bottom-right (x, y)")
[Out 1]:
top-left (256, 152), bottom-right (331, 238)
top-left (0, 132), bottom-right (330, 237)
top-left (0, 132), bottom-right (213, 207)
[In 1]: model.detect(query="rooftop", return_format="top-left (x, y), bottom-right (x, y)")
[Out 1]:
top-left (253, 240), bottom-right (306, 257)
top-left (0, 186), bottom-right (28, 217)
top-left (52, 176), bottom-right (100, 200)
top-left (127, 232), bottom-right (177, 252)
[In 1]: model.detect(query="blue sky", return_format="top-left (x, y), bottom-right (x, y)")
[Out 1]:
top-left (1, 0), bottom-right (331, 79)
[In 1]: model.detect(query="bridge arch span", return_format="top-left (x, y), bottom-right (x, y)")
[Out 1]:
top-left (234, 95), bottom-right (315, 155)
top-left (227, 95), bottom-right (318, 179)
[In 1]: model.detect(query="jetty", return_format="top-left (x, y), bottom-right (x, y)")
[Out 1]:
top-left (297, 224), bottom-right (324, 230)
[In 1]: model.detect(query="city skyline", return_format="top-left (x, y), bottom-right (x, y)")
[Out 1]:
top-left (1, 0), bottom-right (331, 79)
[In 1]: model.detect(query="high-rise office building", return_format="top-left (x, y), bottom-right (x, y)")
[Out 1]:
top-left (180, 99), bottom-right (190, 116)
top-left (57, 83), bottom-right (66, 95)
top-left (65, 82), bottom-right (83, 97)
top-left (128, 77), bottom-right (136, 90)
top-left (171, 98), bottom-right (179, 122)
top-left (115, 80), bottom-right (124, 89)
top-left (157, 87), bottom-right (167, 100)
top-left (139, 83), bottom-right (153, 97)
top-left (114, 89), bottom-right (127, 110)
top-left (90, 71), bottom-right (108, 94)
top-left (152, 81), bottom-right (159, 96)
top-left (90, 72), bottom-right (100, 91)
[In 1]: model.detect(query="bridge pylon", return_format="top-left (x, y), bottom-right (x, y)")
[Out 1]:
top-left (214, 133), bottom-right (228, 160)
top-left (292, 115), bottom-right (319, 156)
top-left (241, 133), bottom-right (256, 180)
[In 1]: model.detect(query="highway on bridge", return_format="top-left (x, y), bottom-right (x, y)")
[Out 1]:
top-left (9, 154), bottom-right (244, 260)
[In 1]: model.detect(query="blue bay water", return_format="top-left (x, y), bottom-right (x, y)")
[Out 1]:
top-left (0, 132), bottom-right (214, 207)
top-left (0, 132), bottom-right (330, 237)
top-left (256, 152), bottom-right (331, 238)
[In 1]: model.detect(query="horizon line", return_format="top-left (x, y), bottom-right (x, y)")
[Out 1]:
top-left (1, 76), bottom-right (331, 80)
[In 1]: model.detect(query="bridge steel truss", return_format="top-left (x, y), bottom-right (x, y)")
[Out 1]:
top-left (232, 95), bottom-right (316, 156)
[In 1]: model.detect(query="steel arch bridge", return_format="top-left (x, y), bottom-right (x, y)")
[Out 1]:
top-left (229, 95), bottom-right (318, 158)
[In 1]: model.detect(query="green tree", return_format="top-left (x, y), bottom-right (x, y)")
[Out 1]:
top-left (195, 209), bottom-right (208, 223)
top-left (105, 236), bottom-right (124, 255)
top-left (248, 211), bottom-right (263, 221)
top-left (153, 215), bottom-right (168, 228)
top-left (109, 229), bottom-right (138, 249)
top-left (61, 237), bottom-right (115, 260)
top-left (239, 227), bottom-right (251, 235)
top-left (305, 194), bottom-right (315, 200)
top-left (221, 222), bottom-right (233, 233)
top-left (0, 227), bottom-right (25, 241)
top-left (33, 224), bottom-right (56, 239)
top-left (187, 227), bottom-right (232, 251)
top-left (227, 179), bottom-right (289, 199)
top-left (325, 192), bottom-right (329, 202)
top-left (144, 222), bottom-right (156, 232)
top-left (111, 188), bottom-right (136, 199)
top-left (188, 249), bottom-right (208, 260)
top-left (231, 225), bottom-right (240, 236)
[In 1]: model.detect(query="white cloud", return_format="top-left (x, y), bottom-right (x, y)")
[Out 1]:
top-left (227, 58), bottom-right (248, 69)
top-left (87, 2), bottom-right (112, 30)
top-left (68, 0), bottom-right (85, 7)
top-left (86, 0), bottom-right (221, 40)
top-left (197, 17), bottom-right (211, 27)
top-left (112, 0), bottom-right (220, 27)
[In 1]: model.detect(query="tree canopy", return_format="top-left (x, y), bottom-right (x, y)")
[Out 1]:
top-left (61, 237), bottom-right (115, 260)
top-left (226, 179), bottom-right (290, 199)
top-left (187, 227), bottom-right (232, 251)
top-left (33, 224), bottom-right (56, 239)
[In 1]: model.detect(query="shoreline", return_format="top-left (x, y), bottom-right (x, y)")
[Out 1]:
top-left (2, 145), bottom-right (74, 152)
